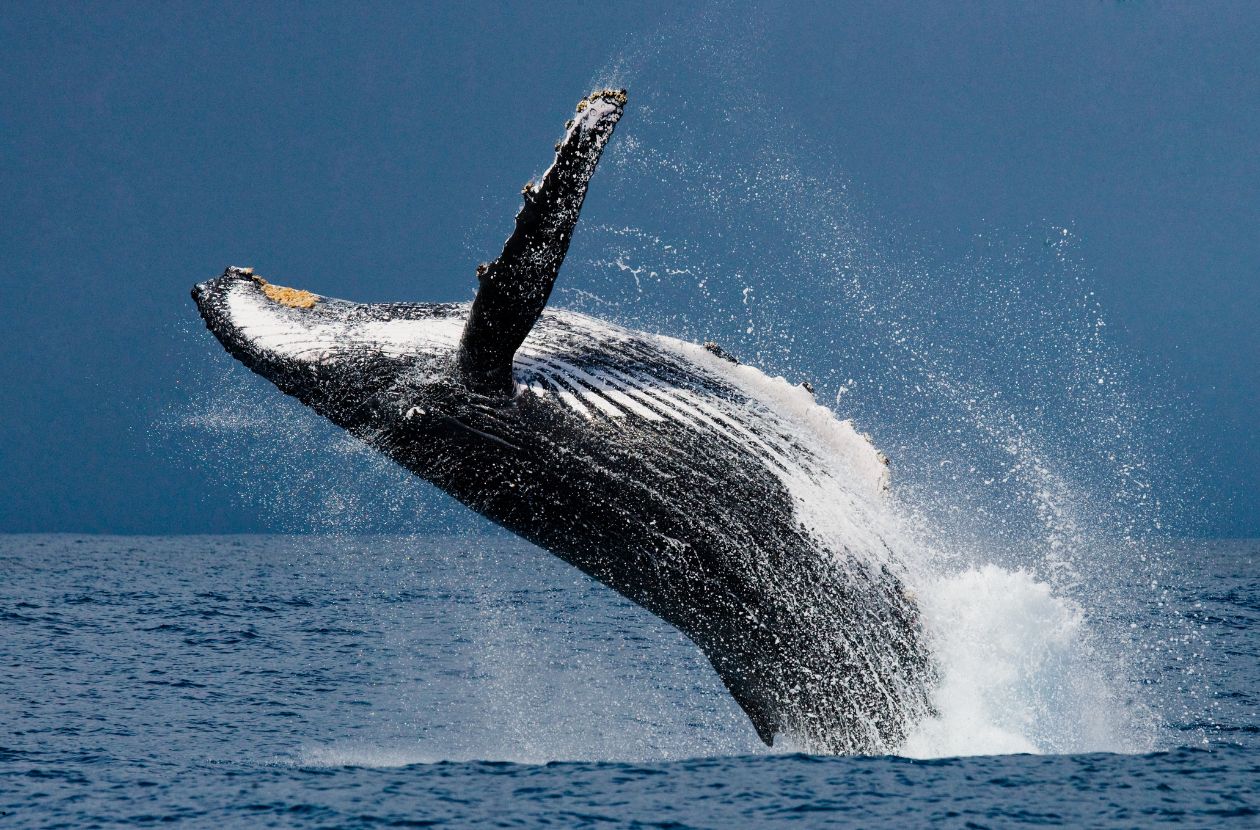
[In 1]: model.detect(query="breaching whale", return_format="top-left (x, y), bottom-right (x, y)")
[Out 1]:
top-left (192, 89), bottom-right (935, 754)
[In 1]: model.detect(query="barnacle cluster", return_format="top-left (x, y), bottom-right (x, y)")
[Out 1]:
top-left (575, 87), bottom-right (628, 113)
top-left (252, 276), bottom-right (319, 309)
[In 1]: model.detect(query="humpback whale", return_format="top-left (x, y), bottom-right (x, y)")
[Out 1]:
top-left (192, 89), bottom-right (935, 754)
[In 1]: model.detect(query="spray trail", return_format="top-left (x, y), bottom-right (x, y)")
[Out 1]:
top-left (565, 8), bottom-right (1201, 755)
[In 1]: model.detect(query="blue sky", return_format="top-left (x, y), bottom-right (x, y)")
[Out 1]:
top-left (1, 2), bottom-right (1256, 536)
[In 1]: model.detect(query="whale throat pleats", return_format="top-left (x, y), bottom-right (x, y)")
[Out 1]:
top-left (455, 89), bottom-right (627, 395)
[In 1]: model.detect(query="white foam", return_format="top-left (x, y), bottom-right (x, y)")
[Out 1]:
top-left (293, 745), bottom-right (447, 768)
top-left (901, 564), bottom-right (1145, 758)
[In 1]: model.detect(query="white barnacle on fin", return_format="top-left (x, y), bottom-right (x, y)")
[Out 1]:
top-left (404, 406), bottom-right (426, 420)
top-left (569, 89), bottom-right (628, 135)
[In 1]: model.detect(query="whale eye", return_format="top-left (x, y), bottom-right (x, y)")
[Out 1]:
top-left (252, 276), bottom-right (319, 309)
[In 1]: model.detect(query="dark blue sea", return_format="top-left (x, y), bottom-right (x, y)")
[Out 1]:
top-left (1, 534), bottom-right (1255, 828)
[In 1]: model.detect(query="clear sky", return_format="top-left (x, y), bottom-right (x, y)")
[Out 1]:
top-left (1, 2), bottom-right (1256, 536)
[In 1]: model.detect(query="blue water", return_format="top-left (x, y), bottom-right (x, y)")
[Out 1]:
top-left (1, 534), bottom-right (1255, 827)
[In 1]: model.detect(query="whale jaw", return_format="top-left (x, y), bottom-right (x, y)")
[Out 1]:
top-left (191, 266), bottom-right (463, 429)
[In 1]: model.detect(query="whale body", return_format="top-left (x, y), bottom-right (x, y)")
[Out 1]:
top-left (192, 90), bottom-right (935, 753)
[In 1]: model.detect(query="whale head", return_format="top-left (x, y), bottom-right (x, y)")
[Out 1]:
top-left (192, 266), bottom-right (466, 431)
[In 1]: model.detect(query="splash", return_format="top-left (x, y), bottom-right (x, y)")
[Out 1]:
top-left (175, 10), bottom-right (1204, 760)
top-left (905, 567), bottom-right (1148, 756)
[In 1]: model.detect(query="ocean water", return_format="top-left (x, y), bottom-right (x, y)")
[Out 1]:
top-left (1, 534), bottom-right (1254, 828)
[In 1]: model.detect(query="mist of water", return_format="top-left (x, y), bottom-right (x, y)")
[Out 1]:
top-left (577, 10), bottom-right (1197, 756)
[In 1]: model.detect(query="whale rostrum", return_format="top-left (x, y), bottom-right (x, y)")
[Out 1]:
top-left (192, 89), bottom-right (936, 754)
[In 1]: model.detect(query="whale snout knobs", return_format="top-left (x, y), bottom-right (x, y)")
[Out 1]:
top-left (582, 87), bottom-right (629, 107)
top-left (456, 89), bottom-right (628, 395)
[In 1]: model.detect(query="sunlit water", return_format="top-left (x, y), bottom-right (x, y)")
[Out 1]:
top-left (0, 534), bottom-right (1254, 827)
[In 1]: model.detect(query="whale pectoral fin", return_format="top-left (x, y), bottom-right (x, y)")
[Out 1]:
top-left (455, 89), bottom-right (627, 395)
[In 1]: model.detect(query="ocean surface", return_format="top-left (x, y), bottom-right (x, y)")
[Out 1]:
top-left (1, 534), bottom-right (1255, 828)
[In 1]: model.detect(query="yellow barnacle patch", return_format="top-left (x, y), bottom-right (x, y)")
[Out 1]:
top-left (253, 277), bottom-right (319, 309)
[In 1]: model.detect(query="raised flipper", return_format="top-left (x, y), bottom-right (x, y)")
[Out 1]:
top-left (455, 89), bottom-right (627, 394)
